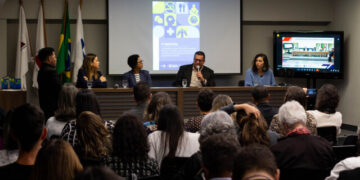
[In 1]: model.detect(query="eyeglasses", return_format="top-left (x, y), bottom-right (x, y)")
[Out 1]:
top-left (138, 60), bottom-right (143, 64)
top-left (194, 59), bottom-right (204, 62)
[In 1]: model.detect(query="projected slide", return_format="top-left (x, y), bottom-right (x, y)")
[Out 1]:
top-left (282, 37), bottom-right (335, 69)
top-left (152, 1), bottom-right (200, 70)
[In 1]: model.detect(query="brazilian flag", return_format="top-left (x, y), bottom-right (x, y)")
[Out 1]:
top-left (57, 0), bottom-right (71, 83)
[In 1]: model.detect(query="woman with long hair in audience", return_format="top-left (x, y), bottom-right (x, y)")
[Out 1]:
top-left (75, 111), bottom-right (111, 167)
top-left (46, 83), bottom-right (78, 139)
top-left (269, 86), bottom-right (317, 137)
top-left (31, 139), bottom-right (83, 180)
top-left (103, 114), bottom-right (159, 179)
top-left (148, 104), bottom-right (200, 167)
top-left (143, 92), bottom-right (172, 132)
top-left (211, 94), bottom-right (237, 121)
top-left (308, 84), bottom-right (342, 134)
top-left (76, 53), bottom-right (107, 88)
top-left (61, 89), bottom-right (114, 148)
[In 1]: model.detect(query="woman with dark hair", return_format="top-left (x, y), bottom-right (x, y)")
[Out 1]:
top-left (269, 86), bottom-right (317, 137)
top-left (61, 89), bottom-right (114, 148)
top-left (75, 111), bottom-right (111, 167)
top-left (76, 53), bottom-right (107, 88)
top-left (103, 114), bottom-right (159, 179)
top-left (148, 104), bottom-right (200, 167)
top-left (46, 83), bottom-right (78, 139)
top-left (144, 92), bottom-right (172, 132)
top-left (31, 139), bottom-right (83, 180)
top-left (123, 54), bottom-right (152, 88)
top-left (245, 53), bottom-right (276, 86)
top-left (308, 84), bottom-right (342, 134)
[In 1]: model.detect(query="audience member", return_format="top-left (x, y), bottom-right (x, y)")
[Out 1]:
top-left (271, 101), bottom-right (335, 180)
top-left (308, 83), bottom-right (342, 134)
top-left (76, 53), bottom-right (107, 88)
top-left (46, 83), bottom-right (78, 139)
top-left (185, 88), bottom-right (215, 132)
top-left (0, 110), bottom-right (19, 166)
top-left (148, 104), bottom-right (200, 167)
top-left (251, 85), bottom-right (278, 125)
top-left (30, 139), bottom-right (83, 180)
top-left (74, 111), bottom-right (111, 167)
top-left (233, 144), bottom-right (280, 180)
top-left (0, 106), bottom-right (4, 150)
top-left (326, 156), bottom-right (360, 180)
top-left (0, 104), bottom-right (47, 180)
top-left (76, 166), bottom-right (125, 180)
top-left (212, 94), bottom-right (236, 120)
top-left (338, 167), bottom-right (360, 180)
top-left (123, 82), bottom-right (152, 122)
top-left (103, 114), bottom-right (159, 179)
top-left (269, 86), bottom-right (317, 137)
top-left (37, 47), bottom-right (61, 119)
top-left (61, 89), bottom-right (114, 147)
top-left (123, 54), bottom-right (152, 88)
top-left (201, 133), bottom-right (240, 180)
top-left (143, 92), bottom-right (172, 132)
top-left (174, 111), bottom-right (237, 180)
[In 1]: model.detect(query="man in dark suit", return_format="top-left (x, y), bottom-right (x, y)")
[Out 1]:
top-left (174, 51), bottom-right (215, 87)
top-left (37, 47), bottom-right (61, 120)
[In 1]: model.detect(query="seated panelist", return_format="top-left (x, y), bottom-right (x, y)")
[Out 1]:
top-left (174, 51), bottom-right (215, 87)
top-left (245, 53), bottom-right (276, 86)
top-left (76, 53), bottom-right (107, 88)
top-left (123, 54), bottom-right (152, 88)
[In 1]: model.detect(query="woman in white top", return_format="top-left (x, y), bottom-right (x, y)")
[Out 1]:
top-left (307, 84), bottom-right (342, 134)
top-left (148, 104), bottom-right (200, 167)
top-left (46, 83), bottom-right (78, 139)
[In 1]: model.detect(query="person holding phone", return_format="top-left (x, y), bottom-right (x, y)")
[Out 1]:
top-left (245, 53), bottom-right (276, 86)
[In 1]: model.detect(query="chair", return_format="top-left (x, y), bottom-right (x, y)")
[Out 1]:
top-left (333, 145), bottom-right (357, 163)
top-left (317, 126), bottom-right (337, 145)
top-left (280, 168), bottom-right (330, 180)
top-left (160, 157), bottom-right (190, 180)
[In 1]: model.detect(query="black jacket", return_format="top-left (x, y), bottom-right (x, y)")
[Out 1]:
top-left (173, 64), bottom-right (215, 87)
top-left (257, 102), bottom-right (278, 126)
top-left (38, 63), bottom-right (61, 119)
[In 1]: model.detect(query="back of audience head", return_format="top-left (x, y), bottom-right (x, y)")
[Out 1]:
top-left (133, 82), bottom-right (152, 104)
top-left (2, 109), bottom-right (18, 150)
top-left (157, 104), bottom-right (184, 158)
top-left (251, 85), bottom-right (270, 104)
top-left (233, 144), bottom-right (279, 180)
top-left (201, 133), bottom-right (240, 179)
top-left (55, 83), bottom-right (78, 122)
top-left (113, 114), bottom-right (149, 160)
top-left (38, 47), bottom-right (55, 63)
top-left (31, 139), bottom-right (83, 180)
top-left (211, 94), bottom-right (233, 111)
top-left (278, 100), bottom-right (307, 131)
top-left (11, 104), bottom-right (46, 152)
top-left (145, 92), bottom-right (172, 122)
top-left (199, 111), bottom-right (237, 144)
top-left (76, 111), bottom-right (111, 160)
top-left (284, 86), bottom-right (307, 109)
top-left (76, 166), bottom-right (124, 180)
top-left (76, 89), bottom-right (101, 117)
top-left (236, 111), bottom-right (270, 147)
top-left (197, 88), bottom-right (215, 112)
top-left (316, 83), bottom-right (339, 114)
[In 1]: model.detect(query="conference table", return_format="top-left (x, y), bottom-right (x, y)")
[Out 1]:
top-left (92, 86), bottom-right (287, 120)
top-left (0, 86), bottom-right (287, 120)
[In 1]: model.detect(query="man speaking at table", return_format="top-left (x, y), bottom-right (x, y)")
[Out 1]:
top-left (174, 51), bottom-right (215, 87)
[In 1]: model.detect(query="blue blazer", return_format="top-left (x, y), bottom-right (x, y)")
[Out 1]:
top-left (123, 70), bottom-right (152, 88)
top-left (76, 68), bottom-right (107, 88)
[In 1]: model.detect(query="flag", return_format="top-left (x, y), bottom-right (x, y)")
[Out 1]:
top-left (32, 2), bottom-right (46, 88)
top-left (57, 0), bottom-right (71, 83)
top-left (71, 4), bottom-right (86, 83)
top-left (15, 4), bottom-right (32, 89)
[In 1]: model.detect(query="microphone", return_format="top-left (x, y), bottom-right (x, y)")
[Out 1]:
top-left (196, 65), bottom-right (200, 72)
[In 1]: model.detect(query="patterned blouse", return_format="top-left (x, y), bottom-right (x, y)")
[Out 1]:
top-left (102, 155), bottom-right (159, 179)
top-left (269, 112), bottom-right (317, 137)
top-left (60, 119), bottom-right (115, 147)
top-left (184, 114), bottom-right (206, 133)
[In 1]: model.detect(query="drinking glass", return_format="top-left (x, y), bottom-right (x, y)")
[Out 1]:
top-left (87, 81), bottom-right (92, 89)
top-left (182, 79), bottom-right (187, 88)
top-left (122, 80), bottom-right (128, 88)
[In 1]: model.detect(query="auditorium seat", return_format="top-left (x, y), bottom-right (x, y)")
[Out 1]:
top-left (317, 126), bottom-right (337, 145)
top-left (160, 157), bottom-right (190, 180)
top-left (333, 145), bottom-right (357, 163)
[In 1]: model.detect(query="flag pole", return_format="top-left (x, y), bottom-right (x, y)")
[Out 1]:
top-left (41, 0), bottom-right (47, 47)
top-left (80, 0), bottom-right (83, 9)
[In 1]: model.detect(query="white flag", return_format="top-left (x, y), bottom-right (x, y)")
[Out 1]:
top-left (15, 5), bottom-right (32, 90)
top-left (71, 4), bottom-right (86, 83)
top-left (32, 3), bottom-right (46, 88)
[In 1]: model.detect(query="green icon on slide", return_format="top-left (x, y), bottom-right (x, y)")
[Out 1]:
top-left (176, 26), bottom-right (188, 38)
top-left (188, 4), bottom-right (199, 26)
top-left (155, 16), bottom-right (163, 24)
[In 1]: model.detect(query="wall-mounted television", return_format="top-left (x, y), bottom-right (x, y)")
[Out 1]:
top-left (273, 31), bottom-right (344, 79)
